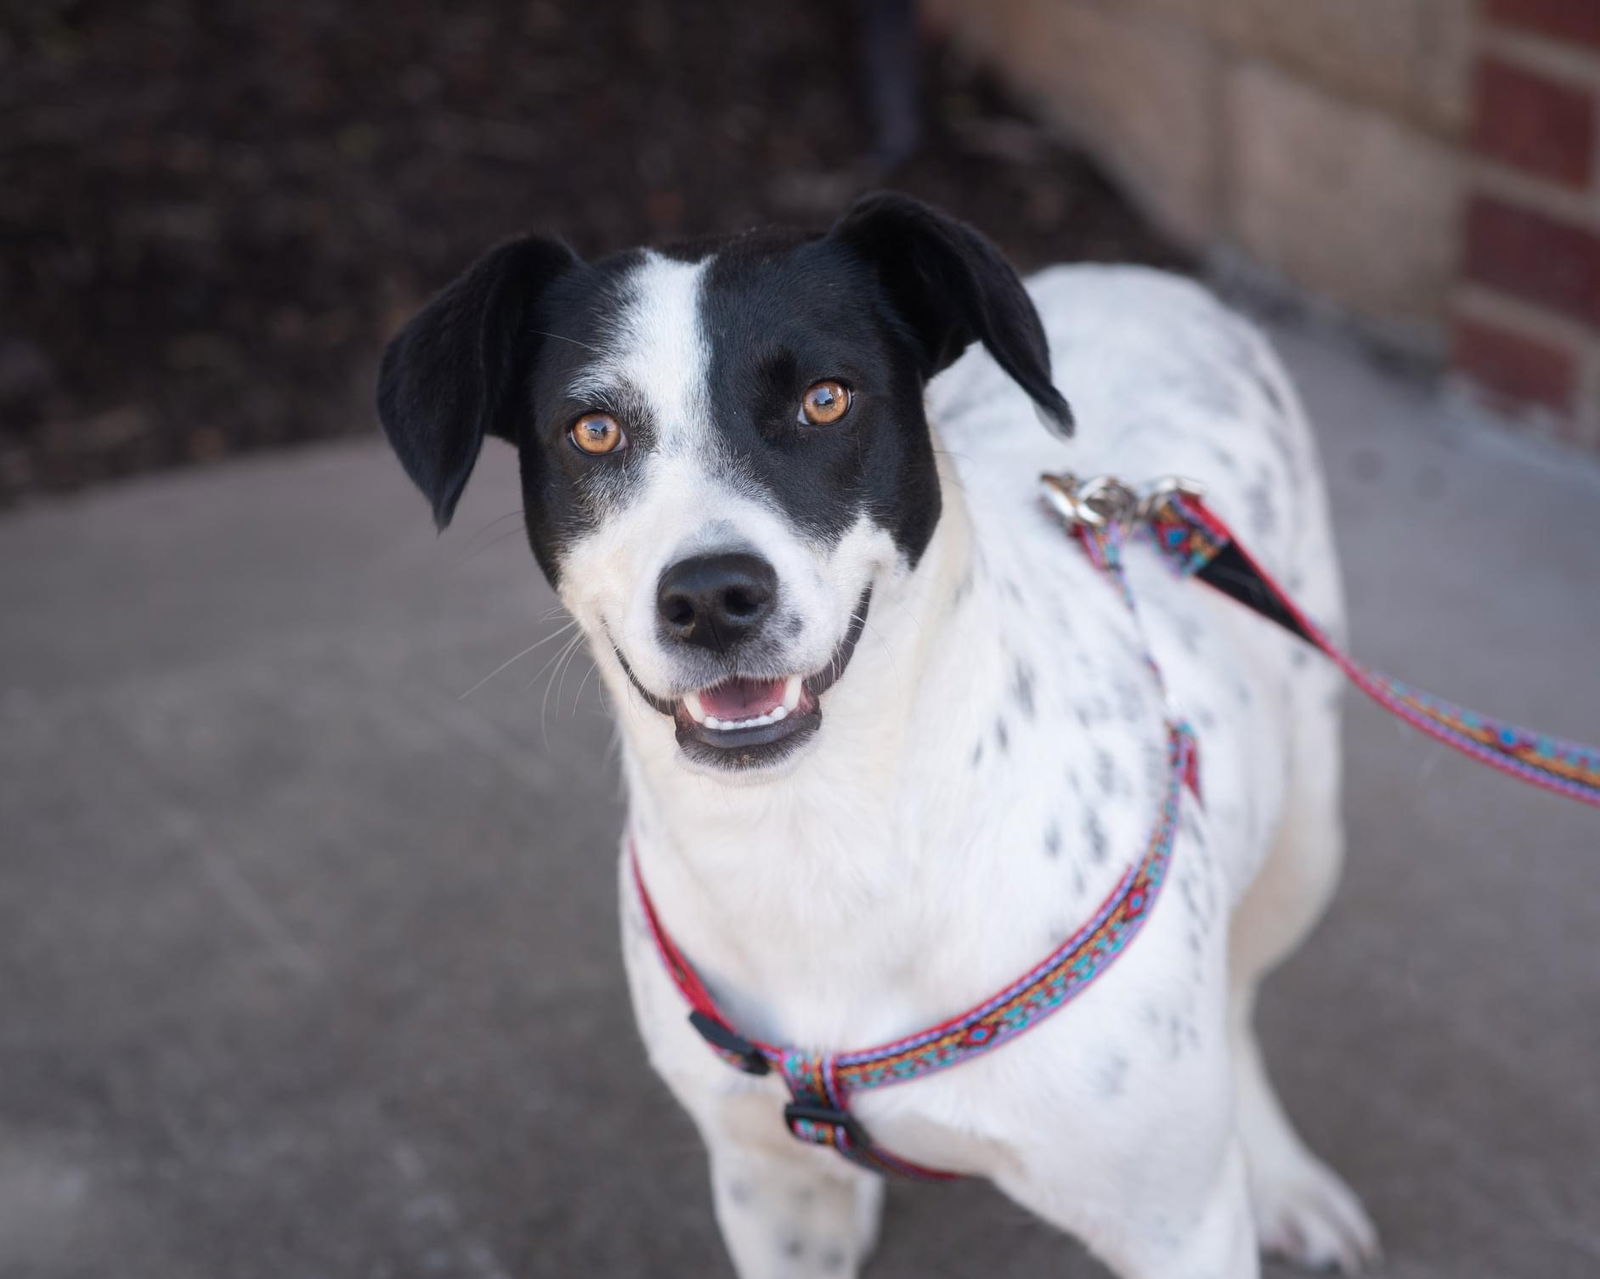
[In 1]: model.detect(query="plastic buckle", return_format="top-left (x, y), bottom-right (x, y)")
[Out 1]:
top-left (783, 1101), bottom-right (871, 1152)
top-left (688, 1011), bottom-right (770, 1076)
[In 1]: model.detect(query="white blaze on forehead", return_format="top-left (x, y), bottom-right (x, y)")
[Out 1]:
top-left (569, 250), bottom-right (712, 454)
top-left (552, 247), bottom-right (894, 705)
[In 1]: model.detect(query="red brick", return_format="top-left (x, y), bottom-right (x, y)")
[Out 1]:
top-left (1463, 196), bottom-right (1600, 327)
top-left (1487, 0), bottom-right (1600, 50)
top-left (1451, 315), bottom-right (1578, 410)
top-left (1473, 57), bottom-right (1595, 188)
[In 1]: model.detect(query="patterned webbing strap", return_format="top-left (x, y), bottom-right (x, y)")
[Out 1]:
top-left (630, 717), bottom-right (1197, 1181)
top-left (1146, 489), bottom-right (1600, 809)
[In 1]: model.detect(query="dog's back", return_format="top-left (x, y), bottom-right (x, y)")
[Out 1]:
top-left (930, 264), bottom-right (1346, 907)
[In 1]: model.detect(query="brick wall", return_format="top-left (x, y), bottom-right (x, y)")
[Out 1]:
top-left (1455, 0), bottom-right (1600, 445)
top-left (927, 0), bottom-right (1600, 451)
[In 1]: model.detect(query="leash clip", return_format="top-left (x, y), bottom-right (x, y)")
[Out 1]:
top-left (1135, 475), bottom-right (1207, 522)
top-left (1041, 472), bottom-right (1205, 531)
top-left (1041, 472), bottom-right (1138, 529)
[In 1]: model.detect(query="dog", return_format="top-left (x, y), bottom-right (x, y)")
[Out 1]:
top-left (376, 193), bottom-right (1379, 1278)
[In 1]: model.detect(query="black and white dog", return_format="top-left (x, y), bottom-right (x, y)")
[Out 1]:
top-left (377, 194), bottom-right (1378, 1278)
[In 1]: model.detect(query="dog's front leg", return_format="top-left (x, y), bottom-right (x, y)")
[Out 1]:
top-left (703, 1102), bottom-right (884, 1279)
top-left (1005, 1133), bottom-right (1258, 1279)
top-left (1107, 1138), bottom-right (1259, 1279)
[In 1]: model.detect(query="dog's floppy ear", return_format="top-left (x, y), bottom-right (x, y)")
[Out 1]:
top-left (830, 192), bottom-right (1073, 437)
top-left (377, 235), bottom-right (578, 528)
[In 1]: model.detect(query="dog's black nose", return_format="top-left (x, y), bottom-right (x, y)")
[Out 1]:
top-left (656, 552), bottom-right (778, 652)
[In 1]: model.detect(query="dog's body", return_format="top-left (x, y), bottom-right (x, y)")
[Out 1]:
top-left (378, 198), bottom-right (1377, 1278)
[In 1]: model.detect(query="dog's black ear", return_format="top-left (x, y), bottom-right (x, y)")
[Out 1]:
top-left (831, 192), bottom-right (1073, 436)
top-left (377, 235), bottom-right (578, 528)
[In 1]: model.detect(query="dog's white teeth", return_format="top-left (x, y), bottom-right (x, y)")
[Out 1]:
top-left (781, 674), bottom-right (803, 712)
top-left (703, 704), bottom-right (790, 733)
top-left (683, 691), bottom-right (708, 724)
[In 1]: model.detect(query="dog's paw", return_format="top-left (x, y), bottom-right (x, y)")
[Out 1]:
top-left (1252, 1154), bottom-right (1380, 1274)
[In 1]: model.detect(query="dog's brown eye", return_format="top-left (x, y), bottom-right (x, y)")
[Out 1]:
top-left (800, 380), bottom-right (851, 426)
top-left (569, 412), bottom-right (626, 456)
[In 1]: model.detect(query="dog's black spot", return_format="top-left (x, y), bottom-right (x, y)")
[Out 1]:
top-left (1043, 821), bottom-right (1062, 858)
top-left (994, 719), bottom-right (1010, 754)
top-left (1173, 612), bottom-right (1203, 655)
top-left (1253, 366), bottom-right (1287, 416)
top-left (1143, 741), bottom-right (1168, 792)
top-left (1084, 810), bottom-right (1109, 863)
top-left (971, 740), bottom-right (985, 768)
top-left (1290, 646), bottom-right (1309, 668)
top-left (953, 563), bottom-right (975, 605)
top-left (1094, 749), bottom-right (1116, 793)
top-left (1244, 480), bottom-right (1277, 539)
top-left (728, 1180), bottom-right (753, 1206)
top-left (1115, 677), bottom-right (1144, 722)
top-left (780, 1236), bottom-right (805, 1260)
top-left (1095, 1051), bottom-right (1130, 1098)
top-left (1179, 873), bottom-right (1202, 923)
top-left (1013, 658), bottom-right (1037, 719)
top-left (1169, 371), bottom-right (1242, 419)
top-left (820, 1247), bottom-right (848, 1273)
top-left (1235, 681), bottom-right (1253, 707)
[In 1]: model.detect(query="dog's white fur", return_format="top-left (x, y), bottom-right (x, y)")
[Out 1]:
top-left (564, 262), bottom-right (1377, 1278)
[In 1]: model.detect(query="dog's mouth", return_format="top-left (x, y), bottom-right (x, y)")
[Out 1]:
top-left (621, 588), bottom-right (872, 771)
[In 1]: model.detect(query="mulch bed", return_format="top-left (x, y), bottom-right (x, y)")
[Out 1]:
top-left (0, 0), bottom-right (1184, 504)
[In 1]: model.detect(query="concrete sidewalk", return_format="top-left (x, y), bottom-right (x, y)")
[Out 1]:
top-left (2, 324), bottom-right (1598, 1279)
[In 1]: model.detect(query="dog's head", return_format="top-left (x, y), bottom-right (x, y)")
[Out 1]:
top-left (378, 194), bottom-right (1070, 776)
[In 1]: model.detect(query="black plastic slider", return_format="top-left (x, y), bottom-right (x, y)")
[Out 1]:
top-left (688, 1011), bottom-right (770, 1076)
top-left (783, 1101), bottom-right (871, 1152)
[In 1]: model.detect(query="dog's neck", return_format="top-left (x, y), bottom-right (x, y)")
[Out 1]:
top-left (617, 449), bottom-right (995, 872)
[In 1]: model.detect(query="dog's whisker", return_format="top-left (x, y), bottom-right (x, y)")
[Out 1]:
top-left (457, 507), bottom-right (527, 559)
top-left (529, 328), bottom-right (603, 355)
top-left (458, 522), bottom-right (532, 564)
top-left (457, 621), bottom-right (578, 700)
top-left (535, 630), bottom-right (588, 746)
top-left (572, 652), bottom-right (601, 711)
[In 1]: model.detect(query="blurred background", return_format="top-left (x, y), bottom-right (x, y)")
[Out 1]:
top-left (2, 2), bottom-right (1598, 1278)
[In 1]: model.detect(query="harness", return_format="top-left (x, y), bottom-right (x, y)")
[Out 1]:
top-left (632, 474), bottom-right (1600, 1181)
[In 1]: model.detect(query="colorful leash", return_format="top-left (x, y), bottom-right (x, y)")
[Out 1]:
top-left (1044, 473), bottom-right (1600, 809)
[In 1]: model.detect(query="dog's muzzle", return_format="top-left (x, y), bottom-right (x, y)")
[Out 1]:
top-left (617, 587), bottom-right (873, 771)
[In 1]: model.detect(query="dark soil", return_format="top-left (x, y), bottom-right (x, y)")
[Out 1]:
top-left (0, 0), bottom-right (1185, 504)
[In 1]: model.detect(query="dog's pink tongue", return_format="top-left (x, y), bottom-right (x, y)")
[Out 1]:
top-left (701, 677), bottom-right (786, 720)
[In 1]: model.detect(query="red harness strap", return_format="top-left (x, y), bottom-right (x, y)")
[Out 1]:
top-left (631, 721), bottom-right (1194, 1180)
